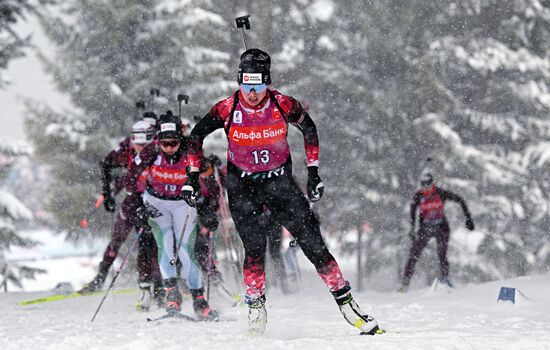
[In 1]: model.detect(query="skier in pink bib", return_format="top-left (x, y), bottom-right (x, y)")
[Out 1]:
top-left (400, 173), bottom-right (475, 292)
top-left (125, 112), bottom-right (219, 321)
top-left (182, 48), bottom-right (382, 335)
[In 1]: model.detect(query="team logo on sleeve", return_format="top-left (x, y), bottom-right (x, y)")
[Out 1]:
top-left (233, 110), bottom-right (243, 124)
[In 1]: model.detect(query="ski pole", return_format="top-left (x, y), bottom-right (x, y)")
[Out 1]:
top-left (177, 94), bottom-right (189, 120)
top-left (288, 236), bottom-right (302, 290)
top-left (79, 195), bottom-right (105, 229)
top-left (91, 226), bottom-right (144, 322)
top-left (213, 165), bottom-right (242, 286)
top-left (170, 206), bottom-right (192, 269)
top-left (167, 205), bottom-right (191, 305)
top-left (149, 88), bottom-right (160, 111)
top-left (206, 229), bottom-right (213, 300)
top-left (292, 245), bottom-right (303, 290)
top-left (235, 15), bottom-right (251, 50)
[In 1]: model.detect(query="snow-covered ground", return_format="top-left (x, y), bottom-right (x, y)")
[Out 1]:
top-left (2, 266), bottom-right (550, 350)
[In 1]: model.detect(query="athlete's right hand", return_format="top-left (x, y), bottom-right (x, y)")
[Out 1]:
top-left (201, 212), bottom-right (219, 231)
top-left (307, 166), bottom-right (324, 202)
top-left (465, 216), bottom-right (475, 231)
top-left (182, 172), bottom-right (200, 207)
top-left (102, 191), bottom-right (116, 213)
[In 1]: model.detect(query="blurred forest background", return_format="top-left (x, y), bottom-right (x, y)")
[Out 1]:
top-left (2, 0), bottom-right (550, 289)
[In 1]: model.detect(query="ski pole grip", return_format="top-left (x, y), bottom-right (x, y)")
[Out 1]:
top-left (235, 15), bottom-right (250, 29)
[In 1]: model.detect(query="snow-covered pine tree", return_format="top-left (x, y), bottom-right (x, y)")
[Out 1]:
top-left (247, 1), bottom-right (446, 283)
top-left (254, 0), bottom-right (550, 284)
top-left (0, 0), bottom-right (56, 88)
top-left (0, 140), bottom-right (44, 291)
top-left (418, 0), bottom-right (550, 279)
top-left (0, 0), bottom-right (54, 291)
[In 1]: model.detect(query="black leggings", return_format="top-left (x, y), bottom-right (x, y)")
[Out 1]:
top-left (226, 164), bottom-right (335, 275)
top-left (403, 222), bottom-right (451, 281)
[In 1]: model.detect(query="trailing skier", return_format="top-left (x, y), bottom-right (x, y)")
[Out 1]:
top-left (80, 119), bottom-right (163, 311)
top-left (124, 112), bottom-right (219, 321)
top-left (182, 48), bottom-right (382, 335)
top-left (399, 172), bottom-right (475, 292)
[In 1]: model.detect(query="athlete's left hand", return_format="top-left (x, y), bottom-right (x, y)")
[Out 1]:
top-left (135, 204), bottom-right (150, 229)
top-left (203, 215), bottom-right (219, 232)
top-left (102, 191), bottom-right (116, 213)
top-left (182, 171), bottom-right (200, 207)
top-left (307, 166), bottom-right (324, 202)
top-left (465, 216), bottom-right (475, 231)
top-left (208, 154), bottom-right (222, 167)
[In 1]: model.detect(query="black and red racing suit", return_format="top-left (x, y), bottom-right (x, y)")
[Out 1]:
top-left (188, 89), bottom-right (347, 299)
top-left (403, 184), bottom-right (472, 283)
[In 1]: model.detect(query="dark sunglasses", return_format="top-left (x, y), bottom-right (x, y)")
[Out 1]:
top-left (160, 140), bottom-right (181, 147)
top-left (240, 83), bottom-right (267, 93)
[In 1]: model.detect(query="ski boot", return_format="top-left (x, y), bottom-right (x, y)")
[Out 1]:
top-left (191, 288), bottom-right (219, 321)
top-left (164, 278), bottom-right (182, 316)
top-left (136, 282), bottom-right (152, 312)
top-left (332, 283), bottom-right (382, 335)
top-left (78, 270), bottom-right (107, 293)
top-left (245, 294), bottom-right (267, 336)
top-left (152, 279), bottom-right (165, 307)
top-left (438, 275), bottom-right (454, 288)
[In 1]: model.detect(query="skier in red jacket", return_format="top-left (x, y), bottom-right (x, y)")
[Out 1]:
top-left (182, 48), bottom-right (382, 335)
top-left (400, 173), bottom-right (475, 292)
top-left (124, 112), bottom-right (219, 321)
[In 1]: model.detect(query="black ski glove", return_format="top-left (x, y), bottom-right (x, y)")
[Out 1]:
top-left (182, 172), bottom-right (200, 207)
top-left (307, 166), bottom-right (324, 202)
top-left (201, 213), bottom-right (219, 232)
top-left (465, 216), bottom-right (475, 231)
top-left (102, 191), bottom-right (116, 213)
top-left (135, 203), bottom-right (150, 229)
top-left (208, 154), bottom-right (222, 167)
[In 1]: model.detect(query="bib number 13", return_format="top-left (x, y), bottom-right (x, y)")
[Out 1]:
top-left (252, 150), bottom-right (270, 164)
